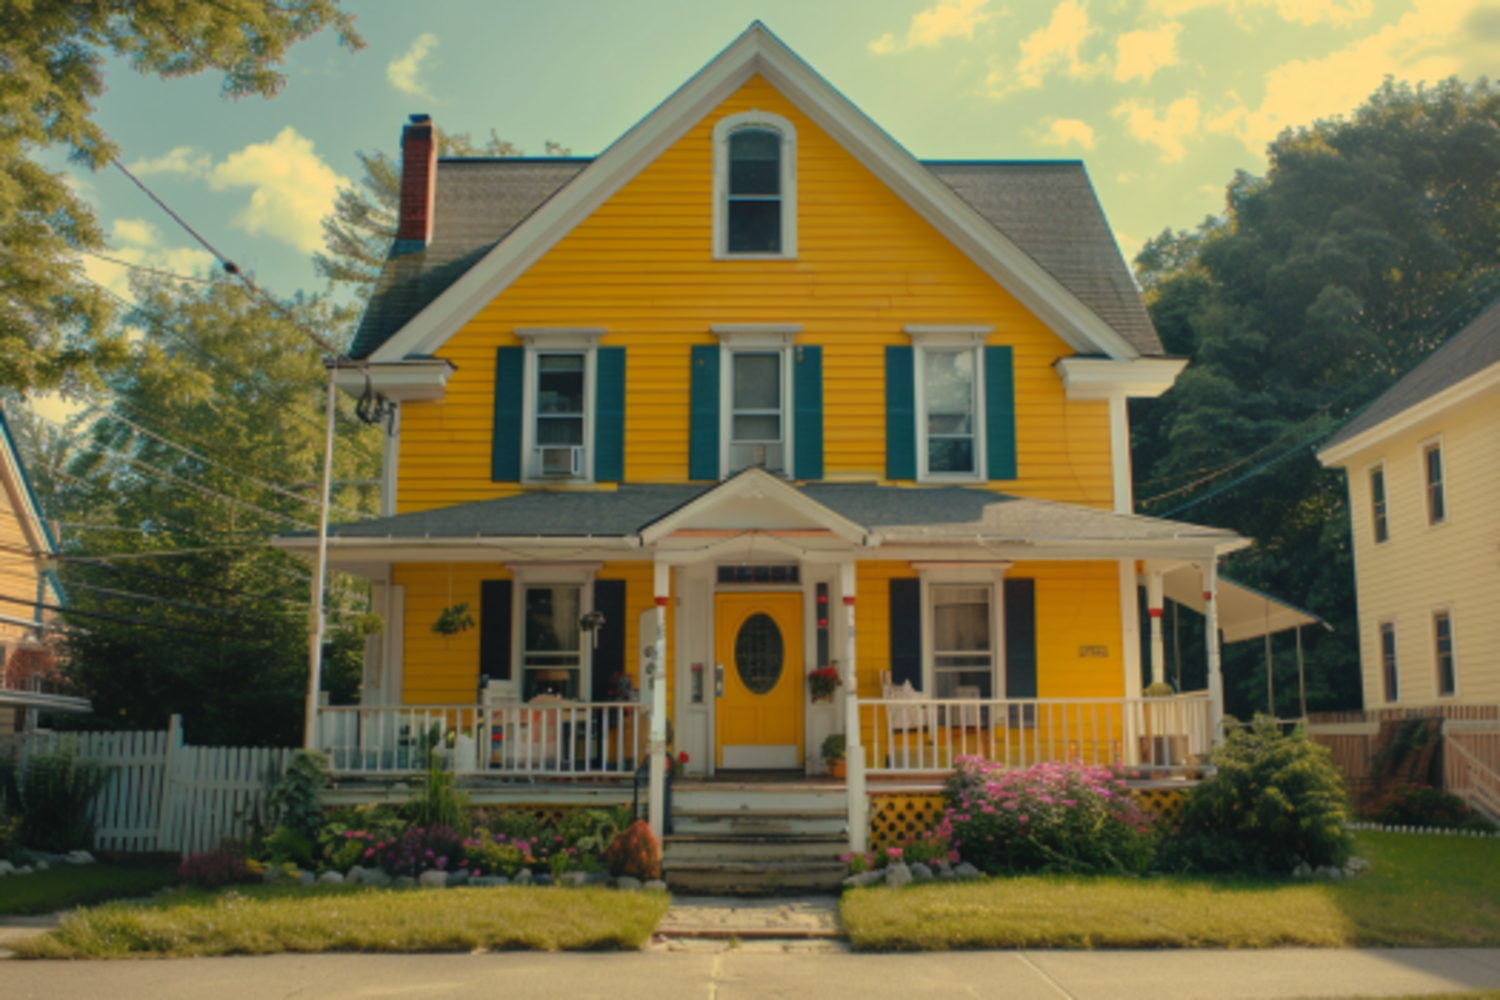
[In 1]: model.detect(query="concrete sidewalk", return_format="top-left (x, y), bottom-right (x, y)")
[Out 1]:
top-left (4, 948), bottom-right (1500, 999)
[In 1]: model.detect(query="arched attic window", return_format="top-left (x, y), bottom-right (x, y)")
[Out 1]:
top-left (713, 111), bottom-right (797, 259)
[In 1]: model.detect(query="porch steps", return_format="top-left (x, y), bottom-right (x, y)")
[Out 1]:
top-left (663, 785), bottom-right (849, 895)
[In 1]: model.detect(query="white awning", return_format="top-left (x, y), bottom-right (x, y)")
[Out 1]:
top-left (1147, 566), bottom-right (1331, 644)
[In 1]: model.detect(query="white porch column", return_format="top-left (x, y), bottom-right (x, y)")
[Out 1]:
top-left (648, 561), bottom-right (670, 838)
top-left (1201, 560), bottom-right (1224, 744)
top-left (1147, 570), bottom-right (1166, 688)
top-left (840, 561), bottom-right (868, 854)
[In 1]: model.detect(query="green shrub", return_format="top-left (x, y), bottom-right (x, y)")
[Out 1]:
top-left (269, 751), bottom-right (328, 843)
top-left (486, 808), bottom-right (550, 843)
top-left (0, 813), bottom-right (21, 861)
top-left (558, 807), bottom-right (629, 854)
top-left (1369, 784), bottom-right (1495, 831)
top-left (402, 731), bottom-right (470, 830)
top-left (464, 836), bottom-right (528, 878)
top-left (329, 837), bottom-right (367, 871)
top-left (16, 752), bottom-right (113, 853)
top-left (1157, 715), bottom-right (1353, 876)
top-left (265, 826), bottom-right (316, 869)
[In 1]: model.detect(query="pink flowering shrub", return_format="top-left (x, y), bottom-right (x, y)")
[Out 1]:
top-left (361, 825), bottom-right (466, 878)
top-left (842, 818), bottom-right (958, 875)
top-left (944, 758), bottom-right (1156, 875)
top-left (178, 846), bottom-right (253, 887)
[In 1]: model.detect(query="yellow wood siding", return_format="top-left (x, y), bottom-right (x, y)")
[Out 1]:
top-left (397, 74), bottom-right (1113, 513)
top-left (1338, 390), bottom-right (1500, 708)
top-left (0, 475), bottom-right (43, 662)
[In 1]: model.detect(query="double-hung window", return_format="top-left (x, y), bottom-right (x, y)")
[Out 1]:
top-left (712, 112), bottom-right (797, 259)
top-left (513, 328), bottom-right (609, 483)
top-left (1424, 441), bottom-right (1446, 525)
top-left (1380, 621), bottom-right (1399, 703)
top-left (535, 353), bottom-right (586, 476)
top-left (729, 352), bottom-right (785, 474)
top-left (1434, 610), bottom-right (1456, 698)
top-left (522, 585), bottom-right (582, 701)
top-left (923, 350), bottom-right (978, 476)
top-left (1369, 465), bottom-right (1388, 543)
top-left (931, 585), bottom-right (994, 700)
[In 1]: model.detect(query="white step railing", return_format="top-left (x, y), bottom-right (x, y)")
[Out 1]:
top-left (1445, 734), bottom-right (1500, 824)
top-left (858, 694), bottom-right (1213, 776)
top-left (318, 701), bottom-right (647, 778)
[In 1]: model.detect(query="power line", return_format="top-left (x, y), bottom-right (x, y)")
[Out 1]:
top-left (0, 593), bottom-right (245, 640)
top-left (80, 251), bottom-right (218, 285)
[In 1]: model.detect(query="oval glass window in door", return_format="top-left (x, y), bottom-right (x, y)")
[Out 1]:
top-left (734, 613), bottom-right (784, 695)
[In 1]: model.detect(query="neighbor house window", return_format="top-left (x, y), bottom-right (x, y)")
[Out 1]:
top-left (1424, 442), bottom-right (1446, 525)
top-left (1434, 610), bottom-right (1456, 698)
top-left (1369, 465), bottom-right (1388, 543)
top-left (713, 112), bottom-right (797, 259)
top-left (1380, 621), bottom-right (1399, 703)
top-left (921, 349), bottom-right (980, 477)
top-left (931, 585), bottom-right (994, 699)
top-left (523, 585), bottom-right (582, 700)
top-left (728, 352), bottom-right (785, 474)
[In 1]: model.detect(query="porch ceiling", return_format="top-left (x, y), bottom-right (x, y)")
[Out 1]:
top-left (1151, 564), bottom-right (1330, 643)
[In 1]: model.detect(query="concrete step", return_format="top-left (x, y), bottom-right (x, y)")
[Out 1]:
top-left (662, 834), bottom-right (847, 863)
top-left (670, 809), bottom-right (847, 837)
top-left (664, 859), bottom-right (848, 896)
top-left (671, 787), bottom-right (849, 814)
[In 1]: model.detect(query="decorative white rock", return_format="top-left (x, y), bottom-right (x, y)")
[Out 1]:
top-left (616, 876), bottom-right (642, 890)
top-left (418, 870), bottom-right (448, 889)
top-left (884, 862), bottom-right (913, 888)
top-left (954, 863), bottom-right (982, 879)
top-left (910, 863), bottom-right (934, 881)
top-left (34, 859), bottom-right (48, 872)
top-left (643, 879), bottom-right (668, 891)
top-left (318, 871), bottom-right (344, 884)
top-left (559, 871), bottom-right (588, 887)
top-left (298, 870), bottom-right (315, 885)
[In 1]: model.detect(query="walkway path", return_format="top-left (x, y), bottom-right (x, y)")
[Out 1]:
top-left (655, 895), bottom-right (842, 941)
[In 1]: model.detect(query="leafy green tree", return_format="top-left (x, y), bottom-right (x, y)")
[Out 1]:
top-left (38, 276), bottom-right (381, 745)
top-left (1, 0), bottom-right (362, 393)
top-left (1132, 78), bottom-right (1500, 718)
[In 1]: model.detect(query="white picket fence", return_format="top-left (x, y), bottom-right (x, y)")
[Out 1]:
top-left (18, 716), bottom-right (292, 856)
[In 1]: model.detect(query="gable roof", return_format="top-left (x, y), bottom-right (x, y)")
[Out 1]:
top-left (358, 23), bottom-right (1160, 365)
top-left (351, 156), bottom-right (1161, 360)
top-left (0, 402), bottom-right (57, 558)
top-left (1320, 299), bottom-right (1500, 458)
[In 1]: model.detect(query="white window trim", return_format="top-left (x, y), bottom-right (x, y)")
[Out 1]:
top-left (913, 332), bottom-right (988, 483)
top-left (1432, 605), bottom-right (1458, 700)
top-left (1378, 618), bottom-right (1399, 705)
top-left (506, 563), bottom-right (600, 702)
top-left (517, 328), bottom-right (607, 485)
top-left (715, 328), bottom-right (798, 479)
top-left (916, 564), bottom-right (1009, 699)
top-left (1420, 434), bottom-right (1447, 528)
top-left (1367, 459), bottom-right (1388, 546)
top-left (712, 110), bottom-right (798, 261)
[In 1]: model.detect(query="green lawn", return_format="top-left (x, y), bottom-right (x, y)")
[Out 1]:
top-left (14, 883), bottom-right (671, 958)
top-left (841, 832), bottom-right (1500, 951)
top-left (0, 865), bottom-right (179, 917)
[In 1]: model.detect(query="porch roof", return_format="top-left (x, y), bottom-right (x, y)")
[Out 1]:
top-left (274, 475), bottom-right (1248, 558)
top-left (1153, 564), bottom-right (1331, 644)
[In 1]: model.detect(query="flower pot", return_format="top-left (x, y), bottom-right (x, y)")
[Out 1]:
top-left (826, 759), bottom-right (846, 779)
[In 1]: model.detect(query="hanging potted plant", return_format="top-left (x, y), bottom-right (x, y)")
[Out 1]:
top-left (430, 603), bottom-right (474, 649)
top-left (807, 666), bottom-right (841, 703)
top-left (822, 733), bottom-right (846, 779)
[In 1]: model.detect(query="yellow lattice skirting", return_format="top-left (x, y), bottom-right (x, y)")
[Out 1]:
top-left (867, 787), bottom-right (1189, 850)
top-left (1130, 788), bottom-right (1187, 826)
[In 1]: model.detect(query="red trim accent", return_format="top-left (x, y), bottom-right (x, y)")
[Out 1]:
top-left (654, 596), bottom-right (669, 607)
top-left (1202, 592), bottom-right (1213, 602)
top-left (842, 596), bottom-right (856, 606)
top-left (1148, 608), bottom-right (1163, 618)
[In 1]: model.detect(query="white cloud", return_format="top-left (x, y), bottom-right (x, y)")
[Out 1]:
top-left (870, 0), bottom-right (996, 54)
top-left (988, 0), bottom-right (1105, 97)
top-left (1111, 96), bottom-right (1202, 161)
top-left (1115, 21), bottom-right (1182, 82)
top-left (1036, 117), bottom-right (1097, 149)
top-left (81, 217), bottom-right (216, 301)
top-left (207, 127), bottom-right (350, 254)
top-left (387, 33), bottom-right (439, 99)
top-left (1213, 0), bottom-right (1481, 154)
top-left (126, 146), bottom-right (213, 179)
top-left (1147, 0), bottom-right (1375, 26)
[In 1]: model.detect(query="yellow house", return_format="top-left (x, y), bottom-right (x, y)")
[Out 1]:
top-left (1318, 302), bottom-right (1500, 711)
top-left (276, 26), bottom-right (1257, 873)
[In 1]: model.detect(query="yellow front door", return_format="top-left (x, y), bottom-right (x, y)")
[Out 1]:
top-left (716, 592), bottom-right (803, 769)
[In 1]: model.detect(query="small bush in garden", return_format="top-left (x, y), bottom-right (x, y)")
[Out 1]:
top-left (269, 751), bottom-right (329, 844)
top-left (178, 847), bottom-right (252, 887)
top-left (16, 752), bottom-right (113, 853)
top-left (1156, 715), bottom-right (1353, 876)
top-left (944, 758), bottom-right (1156, 876)
top-left (0, 814), bottom-right (21, 861)
top-left (265, 826), bottom-right (316, 869)
top-left (366, 825), bottom-right (466, 878)
top-left (558, 807), bottom-right (629, 854)
top-left (463, 834), bottom-right (529, 878)
top-left (328, 837), bottom-right (368, 871)
top-left (486, 808), bottom-right (550, 843)
top-left (1369, 785), bottom-right (1495, 831)
top-left (402, 726), bottom-right (472, 830)
top-left (605, 819), bottom-right (661, 880)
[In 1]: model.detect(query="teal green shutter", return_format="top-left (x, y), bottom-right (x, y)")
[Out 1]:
top-left (889, 578), bottom-right (923, 692)
top-left (793, 346), bottom-right (823, 481)
top-left (885, 346), bottom-right (916, 481)
top-left (594, 347), bottom-right (626, 482)
top-left (984, 345), bottom-right (1017, 481)
top-left (491, 347), bottom-right (525, 482)
top-left (688, 345), bottom-right (720, 481)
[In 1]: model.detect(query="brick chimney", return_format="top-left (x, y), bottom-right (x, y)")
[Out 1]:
top-left (396, 114), bottom-right (437, 250)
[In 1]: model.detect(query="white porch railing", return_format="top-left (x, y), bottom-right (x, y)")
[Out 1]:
top-left (318, 701), bottom-right (646, 778)
top-left (858, 694), bottom-right (1213, 776)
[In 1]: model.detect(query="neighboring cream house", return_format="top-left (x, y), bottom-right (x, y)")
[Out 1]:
top-left (1317, 301), bottom-right (1500, 710)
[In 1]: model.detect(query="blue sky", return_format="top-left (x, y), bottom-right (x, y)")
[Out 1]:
top-left (71, 0), bottom-right (1500, 312)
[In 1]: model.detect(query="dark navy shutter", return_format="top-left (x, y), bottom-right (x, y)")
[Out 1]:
top-left (491, 347), bottom-right (525, 482)
top-left (889, 577), bottom-right (923, 691)
top-left (479, 580), bottom-right (514, 683)
top-left (793, 345), bottom-right (823, 480)
top-left (885, 346), bottom-right (916, 480)
top-left (985, 345), bottom-right (1018, 481)
top-left (594, 347), bottom-right (626, 482)
top-left (591, 579), bottom-right (627, 703)
top-left (1004, 578), bottom-right (1036, 698)
top-left (688, 345), bottom-right (721, 481)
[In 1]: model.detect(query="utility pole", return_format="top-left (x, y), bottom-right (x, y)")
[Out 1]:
top-left (304, 361), bottom-right (339, 750)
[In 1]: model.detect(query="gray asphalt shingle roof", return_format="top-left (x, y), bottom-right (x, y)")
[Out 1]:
top-left (1322, 300), bottom-right (1500, 453)
top-left (303, 481), bottom-right (1235, 545)
top-left (349, 157), bottom-right (1162, 359)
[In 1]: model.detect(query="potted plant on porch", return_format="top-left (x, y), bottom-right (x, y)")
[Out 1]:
top-left (808, 666), bottom-right (841, 703)
top-left (822, 733), bottom-right (846, 779)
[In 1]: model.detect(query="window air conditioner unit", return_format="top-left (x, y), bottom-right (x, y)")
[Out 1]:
top-left (539, 446), bottom-right (583, 477)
